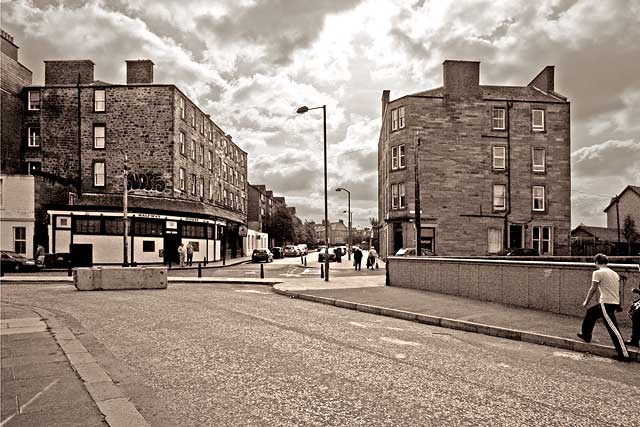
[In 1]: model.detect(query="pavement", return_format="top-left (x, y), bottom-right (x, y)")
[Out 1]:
top-left (2, 257), bottom-right (638, 425)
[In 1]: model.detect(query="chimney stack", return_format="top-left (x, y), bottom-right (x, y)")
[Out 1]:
top-left (381, 90), bottom-right (390, 119)
top-left (528, 66), bottom-right (554, 93)
top-left (44, 60), bottom-right (94, 85)
top-left (126, 59), bottom-right (154, 84)
top-left (442, 60), bottom-right (480, 99)
top-left (1, 29), bottom-right (18, 61)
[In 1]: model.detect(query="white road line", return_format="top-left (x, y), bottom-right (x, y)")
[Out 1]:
top-left (349, 322), bottom-right (368, 328)
top-left (234, 290), bottom-right (270, 294)
top-left (1, 378), bottom-right (60, 426)
top-left (380, 337), bottom-right (421, 346)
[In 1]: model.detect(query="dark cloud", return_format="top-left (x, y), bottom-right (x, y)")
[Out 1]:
top-left (572, 140), bottom-right (640, 178)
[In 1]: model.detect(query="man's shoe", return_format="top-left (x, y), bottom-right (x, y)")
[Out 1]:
top-left (576, 333), bottom-right (591, 343)
top-left (624, 340), bottom-right (639, 347)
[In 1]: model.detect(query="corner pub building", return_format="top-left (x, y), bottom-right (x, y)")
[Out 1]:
top-left (22, 58), bottom-right (248, 265)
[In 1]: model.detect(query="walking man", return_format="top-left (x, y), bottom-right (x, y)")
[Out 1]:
top-left (353, 247), bottom-right (363, 271)
top-left (186, 242), bottom-right (194, 266)
top-left (367, 246), bottom-right (378, 270)
top-left (577, 253), bottom-right (629, 361)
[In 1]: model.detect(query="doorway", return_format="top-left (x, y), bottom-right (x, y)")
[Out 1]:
top-left (393, 223), bottom-right (403, 254)
top-left (164, 232), bottom-right (181, 264)
top-left (509, 225), bottom-right (523, 249)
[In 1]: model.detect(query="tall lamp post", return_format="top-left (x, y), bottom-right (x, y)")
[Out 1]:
top-left (297, 105), bottom-right (329, 281)
top-left (336, 187), bottom-right (351, 261)
top-left (122, 150), bottom-right (129, 266)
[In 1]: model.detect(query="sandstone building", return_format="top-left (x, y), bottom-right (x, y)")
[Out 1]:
top-left (378, 60), bottom-right (571, 257)
top-left (2, 32), bottom-right (249, 264)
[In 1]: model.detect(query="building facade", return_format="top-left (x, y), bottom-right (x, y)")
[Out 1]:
top-left (605, 185), bottom-right (640, 230)
top-left (379, 60), bottom-right (571, 258)
top-left (5, 50), bottom-right (249, 265)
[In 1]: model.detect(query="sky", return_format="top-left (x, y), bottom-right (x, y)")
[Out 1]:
top-left (2, 0), bottom-right (639, 228)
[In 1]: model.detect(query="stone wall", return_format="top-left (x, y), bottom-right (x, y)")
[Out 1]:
top-left (388, 256), bottom-right (639, 322)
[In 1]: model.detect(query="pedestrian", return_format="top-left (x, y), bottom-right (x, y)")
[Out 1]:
top-left (577, 254), bottom-right (630, 361)
top-left (368, 246), bottom-right (378, 270)
top-left (186, 242), bottom-right (194, 266)
top-left (35, 244), bottom-right (45, 267)
top-left (353, 247), bottom-right (363, 271)
top-left (178, 243), bottom-right (186, 267)
top-left (625, 284), bottom-right (640, 347)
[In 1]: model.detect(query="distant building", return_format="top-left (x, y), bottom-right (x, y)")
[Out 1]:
top-left (313, 220), bottom-right (348, 245)
top-left (604, 185), bottom-right (640, 230)
top-left (0, 175), bottom-right (35, 257)
top-left (378, 60), bottom-right (571, 257)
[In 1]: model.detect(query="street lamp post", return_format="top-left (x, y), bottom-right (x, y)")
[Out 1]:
top-left (297, 105), bottom-right (329, 281)
top-left (122, 150), bottom-right (129, 267)
top-left (336, 187), bottom-right (351, 261)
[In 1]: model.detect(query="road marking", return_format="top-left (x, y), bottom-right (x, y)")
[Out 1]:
top-left (1, 378), bottom-right (60, 426)
top-left (385, 327), bottom-right (404, 331)
top-left (380, 337), bottom-right (421, 346)
top-left (301, 268), bottom-right (315, 275)
top-left (279, 273), bottom-right (301, 277)
top-left (349, 322), bottom-right (368, 328)
top-left (235, 290), bottom-right (270, 295)
top-left (395, 353), bottom-right (407, 359)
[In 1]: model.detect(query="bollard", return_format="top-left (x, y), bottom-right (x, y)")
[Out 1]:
top-left (68, 261), bottom-right (72, 277)
top-left (1, 267), bottom-right (4, 277)
top-left (385, 261), bottom-right (390, 286)
top-left (260, 263), bottom-right (264, 279)
top-left (204, 257), bottom-right (207, 266)
top-left (304, 257), bottom-right (307, 266)
top-left (198, 262), bottom-right (202, 278)
top-left (320, 264), bottom-right (324, 279)
top-left (223, 256), bottom-right (226, 266)
top-left (301, 254), bottom-right (304, 265)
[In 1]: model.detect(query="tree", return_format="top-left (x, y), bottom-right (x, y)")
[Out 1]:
top-left (264, 205), bottom-right (296, 247)
top-left (622, 215), bottom-right (638, 256)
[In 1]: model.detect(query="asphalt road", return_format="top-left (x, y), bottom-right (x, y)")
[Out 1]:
top-left (1, 279), bottom-right (638, 426)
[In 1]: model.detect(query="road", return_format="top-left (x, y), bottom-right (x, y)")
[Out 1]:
top-left (1, 275), bottom-right (638, 426)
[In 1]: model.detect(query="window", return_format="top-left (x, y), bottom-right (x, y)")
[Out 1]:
top-left (532, 226), bottom-right (552, 255)
top-left (223, 189), bottom-right (228, 205)
top-left (93, 125), bottom-right (105, 149)
top-left (532, 109), bottom-right (545, 131)
top-left (207, 151), bottom-right (213, 170)
top-left (532, 185), bottom-right (545, 211)
top-left (199, 177), bottom-right (204, 197)
top-left (179, 168), bottom-right (185, 190)
top-left (234, 170), bottom-right (238, 186)
top-left (240, 173), bottom-right (244, 189)
top-left (391, 106), bottom-right (405, 131)
top-left (75, 218), bottom-right (101, 234)
top-left (208, 124), bottom-right (213, 141)
top-left (398, 145), bottom-right (405, 168)
top-left (391, 184), bottom-right (398, 209)
top-left (398, 182), bottom-right (406, 208)
top-left (191, 174), bottom-right (197, 195)
top-left (179, 132), bottom-right (185, 155)
top-left (200, 115), bottom-right (204, 134)
top-left (27, 127), bottom-right (40, 147)
top-left (69, 192), bottom-right (77, 205)
top-left (182, 223), bottom-right (206, 238)
top-left (190, 140), bottom-right (196, 161)
top-left (492, 108), bottom-right (506, 130)
top-left (191, 107), bottom-right (196, 128)
top-left (532, 147), bottom-right (546, 172)
top-left (223, 163), bottom-right (228, 181)
top-left (493, 146), bottom-right (506, 170)
top-left (142, 241), bottom-right (155, 252)
top-left (218, 183), bottom-right (223, 202)
top-left (218, 156), bottom-right (222, 176)
top-left (488, 228), bottom-right (502, 254)
top-left (14, 227), bottom-right (26, 254)
top-left (209, 180), bottom-right (213, 201)
top-left (135, 220), bottom-right (163, 236)
top-left (104, 218), bottom-right (126, 235)
top-left (180, 98), bottom-right (185, 120)
top-left (28, 91), bottom-right (40, 110)
top-left (235, 194), bottom-right (239, 210)
top-left (94, 89), bottom-right (105, 112)
top-left (93, 161), bottom-right (105, 187)
top-left (199, 144), bottom-right (204, 165)
top-left (391, 146), bottom-right (398, 170)
top-left (26, 162), bottom-right (41, 175)
top-left (398, 106), bottom-right (405, 129)
top-left (260, 207), bottom-right (265, 216)
top-left (493, 184), bottom-right (506, 210)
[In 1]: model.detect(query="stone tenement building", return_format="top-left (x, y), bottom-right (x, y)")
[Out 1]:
top-left (247, 184), bottom-right (289, 247)
top-left (378, 60), bottom-right (571, 257)
top-left (5, 49), bottom-right (248, 264)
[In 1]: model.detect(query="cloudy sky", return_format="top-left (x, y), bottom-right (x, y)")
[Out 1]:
top-left (3, 0), bottom-right (639, 228)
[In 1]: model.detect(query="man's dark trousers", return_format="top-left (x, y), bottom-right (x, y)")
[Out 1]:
top-left (581, 303), bottom-right (629, 359)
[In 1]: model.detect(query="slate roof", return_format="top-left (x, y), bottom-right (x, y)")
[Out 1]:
top-left (603, 185), bottom-right (640, 212)
top-left (571, 225), bottom-right (627, 242)
top-left (407, 85), bottom-right (567, 103)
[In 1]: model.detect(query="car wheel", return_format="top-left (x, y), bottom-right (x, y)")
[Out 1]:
top-left (14, 263), bottom-right (20, 272)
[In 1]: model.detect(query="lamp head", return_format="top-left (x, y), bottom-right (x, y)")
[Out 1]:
top-left (296, 106), bottom-right (309, 114)
top-left (336, 187), bottom-right (345, 192)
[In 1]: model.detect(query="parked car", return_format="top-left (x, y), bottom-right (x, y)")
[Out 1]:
top-left (395, 248), bottom-right (436, 256)
top-left (318, 247), bottom-right (337, 262)
top-left (1, 251), bottom-right (41, 272)
top-left (284, 245), bottom-right (300, 257)
top-left (297, 244), bottom-right (308, 255)
top-left (251, 248), bottom-right (273, 263)
top-left (271, 247), bottom-right (283, 259)
top-left (496, 248), bottom-right (539, 256)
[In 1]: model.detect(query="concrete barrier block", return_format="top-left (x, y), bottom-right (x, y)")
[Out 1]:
top-left (141, 267), bottom-right (168, 289)
top-left (425, 262), bottom-right (441, 293)
top-left (559, 269), bottom-right (590, 317)
top-left (528, 267), bottom-right (560, 312)
top-left (75, 268), bottom-right (96, 291)
top-left (458, 264), bottom-right (479, 300)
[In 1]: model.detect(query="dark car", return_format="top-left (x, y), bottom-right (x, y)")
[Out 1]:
top-left (1, 251), bottom-right (40, 272)
top-left (251, 248), bottom-right (273, 263)
top-left (497, 248), bottom-right (539, 256)
top-left (271, 247), bottom-right (283, 259)
top-left (318, 248), bottom-right (337, 263)
top-left (395, 248), bottom-right (436, 256)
